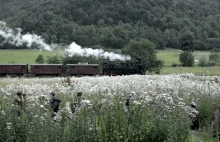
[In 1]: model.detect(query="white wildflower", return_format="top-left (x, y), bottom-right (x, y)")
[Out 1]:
top-left (82, 100), bottom-right (91, 104)
top-left (53, 115), bottom-right (62, 122)
top-left (133, 100), bottom-right (141, 105)
top-left (1, 110), bottom-right (5, 115)
top-left (101, 99), bottom-right (106, 104)
top-left (6, 123), bottom-right (12, 130)
top-left (33, 115), bottom-right (38, 118)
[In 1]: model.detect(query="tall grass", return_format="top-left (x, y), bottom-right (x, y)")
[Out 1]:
top-left (1, 74), bottom-right (220, 141)
top-left (0, 94), bottom-right (191, 142)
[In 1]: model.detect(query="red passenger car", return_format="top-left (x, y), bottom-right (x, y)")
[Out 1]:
top-left (30, 64), bottom-right (63, 75)
top-left (66, 64), bottom-right (99, 75)
top-left (0, 64), bottom-right (28, 75)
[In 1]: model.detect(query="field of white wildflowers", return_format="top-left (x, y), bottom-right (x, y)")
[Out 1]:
top-left (0, 73), bottom-right (220, 142)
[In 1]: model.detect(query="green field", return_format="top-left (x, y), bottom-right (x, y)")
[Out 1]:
top-left (0, 49), bottom-right (219, 75)
top-left (157, 49), bottom-right (211, 67)
top-left (161, 66), bottom-right (220, 75)
top-left (156, 49), bottom-right (220, 75)
top-left (0, 49), bottom-right (65, 64)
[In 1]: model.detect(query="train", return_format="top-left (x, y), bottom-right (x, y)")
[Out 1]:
top-left (0, 61), bottom-right (144, 76)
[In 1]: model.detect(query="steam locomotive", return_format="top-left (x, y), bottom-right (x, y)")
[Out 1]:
top-left (0, 61), bottom-right (143, 76)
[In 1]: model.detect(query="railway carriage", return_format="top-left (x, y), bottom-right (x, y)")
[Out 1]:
top-left (0, 64), bottom-right (28, 75)
top-left (30, 64), bottom-right (63, 76)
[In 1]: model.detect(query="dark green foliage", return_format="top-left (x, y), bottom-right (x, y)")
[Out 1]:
top-left (208, 52), bottom-right (220, 66)
top-left (0, 0), bottom-right (220, 50)
top-left (179, 30), bottom-right (195, 51)
top-left (0, 94), bottom-right (190, 142)
top-left (179, 51), bottom-right (194, 67)
top-left (209, 53), bottom-right (220, 62)
top-left (198, 55), bottom-right (209, 67)
top-left (35, 54), bottom-right (44, 64)
top-left (198, 52), bottom-right (220, 67)
top-left (122, 39), bottom-right (163, 74)
top-left (196, 96), bottom-right (215, 129)
top-left (171, 62), bottom-right (179, 67)
top-left (46, 54), bottom-right (62, 64)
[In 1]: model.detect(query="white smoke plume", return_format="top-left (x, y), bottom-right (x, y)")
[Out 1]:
top-left (0, 21), bottom-right (131, 61)
top-left (0, 21), bottom-right (51, 50)
top-left (65, 42), bottom-right (131, 61)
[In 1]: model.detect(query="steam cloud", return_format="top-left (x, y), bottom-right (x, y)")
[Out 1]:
top-left (0, 21), bottom-right (131, 61)
top-left (0, 21), bottom-right (51, 50)
top-left (65, 42), bottom-right (131, 61)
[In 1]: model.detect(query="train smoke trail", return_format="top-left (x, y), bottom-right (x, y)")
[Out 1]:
top-left (65, 42), bottom-right (131, 61)
top-left (0, 21), bottom-right (51, 50)
top-left (0, 21), bottom-right (130, 61)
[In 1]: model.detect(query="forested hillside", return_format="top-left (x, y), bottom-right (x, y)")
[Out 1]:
top-left (0, 0), bottom-right (220, 50)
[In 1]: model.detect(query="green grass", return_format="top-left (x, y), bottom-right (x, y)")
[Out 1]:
top-left (0, 49), bottom-right (64, 64)
top-left (157, 49), bottom-right (182, 66)
top-left (161, 66), bottom-right (220, 75)
top-left (190, 130), bottom-right (218, 142)
top-left (157, 49), bottom-right (211, 67)
top-left (156, 49), bottom-right (219, 75)
top-left (0, 49), bottom-right (212, 66)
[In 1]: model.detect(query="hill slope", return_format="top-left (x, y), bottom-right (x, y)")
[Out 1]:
top-left (0, 0), bottom-right (220, 50)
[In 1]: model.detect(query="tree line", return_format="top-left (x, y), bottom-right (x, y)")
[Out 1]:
top-left (0, 0), bottom-right (220, 50)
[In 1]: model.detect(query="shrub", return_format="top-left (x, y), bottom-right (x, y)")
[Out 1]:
top-left (209, 53), bottom-right (220, 62)
top-left (207, 61), bottom-right (216, 66)
top-left (35, 54), bottom-right (44, 64)
top-left (198, 55), bottom-right (209, 67)
top-left (0, 94), bottom-right (190, 142)
top-left (171, 63), bottom-right (178, 67)
top-left (179, 51), bottom-right (195, 67)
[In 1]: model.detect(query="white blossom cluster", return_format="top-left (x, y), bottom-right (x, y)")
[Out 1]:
top-left (0, 73), bottom-right (220, 119)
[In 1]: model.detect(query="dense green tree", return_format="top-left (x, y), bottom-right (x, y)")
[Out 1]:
top-left (47, 55), bottom-right (62, 64)
top-left (179, 30), bottom-right (195, 51)
top-left (0, 0), bottom-right (220, 50)
top-left (35, 54), bottom-right (44, 64)
top-left (179, 51), bottom-right (194, 67)
top-left (209, 53), bottom-right (220, 62)
top-left (41, 33), bottom-right (49, 43)
top-left (51, 35), bottom-right (57, 43)
top-left (198, 55), bottom-right (209, 67)
top-left (122, 38), bottom-right (163, 74)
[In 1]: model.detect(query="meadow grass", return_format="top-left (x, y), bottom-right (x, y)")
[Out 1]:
top-left (157, 49), bottom-right (182, 66)
top-left (160, 66), bottom-right (220, 75)
top-left (0, 49), bottom-right (64, 64)
top-left (0, 49), bottom-right (211, 65)
top-left (157, 50), bottom-right (217, 75)
top-left (157, 49), bottom-right (211, 67)
top-left (190, 130), bottom-right (218, 142)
